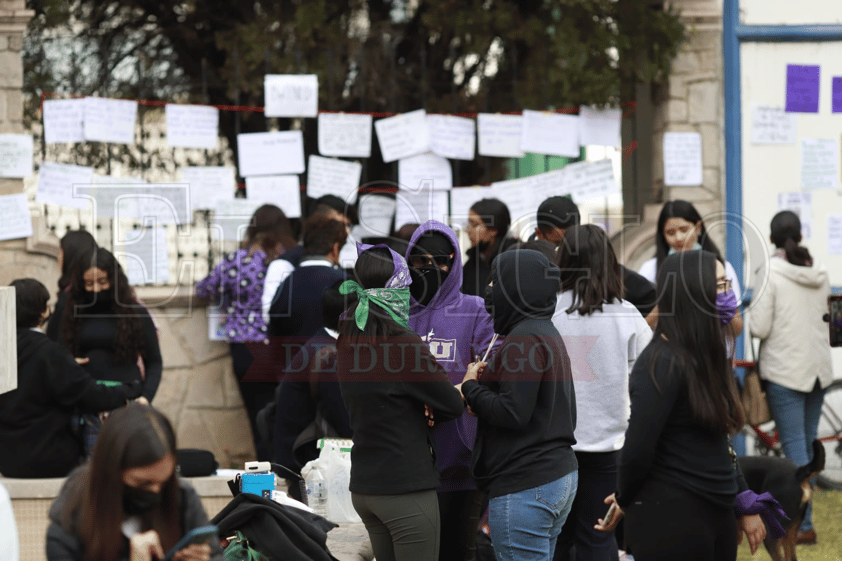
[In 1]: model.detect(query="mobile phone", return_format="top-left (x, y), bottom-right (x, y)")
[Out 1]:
top-left (830, 295), bottom-right (842, 348)
top-left (601, 502), bottom-right (620, 527)
top-left (162, 525), bottom-right (218, 561)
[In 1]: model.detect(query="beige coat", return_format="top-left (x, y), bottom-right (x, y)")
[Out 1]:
top-left (749, 257), bottom-right (832, 392)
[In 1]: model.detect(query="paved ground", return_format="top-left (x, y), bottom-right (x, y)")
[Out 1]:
top-left (326, 523), bottom-right (374, 561)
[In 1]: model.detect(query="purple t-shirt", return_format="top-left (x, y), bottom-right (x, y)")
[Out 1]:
top-left (196, 248), bottom-right (269, 343)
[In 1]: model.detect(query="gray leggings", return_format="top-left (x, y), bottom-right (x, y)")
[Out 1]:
top-left (352, 490), bottom-right (440, 561)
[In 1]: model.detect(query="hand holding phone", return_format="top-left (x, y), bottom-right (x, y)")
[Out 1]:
top-left (594, 494), bottom-right (623, 532)
top-left (162, 526), bottom-right (218, 561)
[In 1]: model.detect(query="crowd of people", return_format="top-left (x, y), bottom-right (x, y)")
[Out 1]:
top-left (0, 191), bottom-right (834, 561)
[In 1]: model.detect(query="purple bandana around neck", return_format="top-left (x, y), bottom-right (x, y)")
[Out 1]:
top-left (356, 242), bottom-right (411, 288)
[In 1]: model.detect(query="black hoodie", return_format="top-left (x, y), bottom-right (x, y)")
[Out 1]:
top-left (462, 250), bottom-right (577, 498)
top-left (0, 329), bottom-right (141, 478)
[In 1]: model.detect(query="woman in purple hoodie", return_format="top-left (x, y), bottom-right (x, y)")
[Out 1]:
top-left (405, 221), bottom-right (497, 561)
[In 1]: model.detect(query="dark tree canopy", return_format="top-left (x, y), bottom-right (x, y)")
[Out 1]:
top-left (24, 0), bottom-right (685, 186)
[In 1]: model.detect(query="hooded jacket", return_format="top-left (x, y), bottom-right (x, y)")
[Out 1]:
top-left (462, 250), bottom-right (577, 498)
top-left (749, 257), bottom-right (832, 392)
top-left (0, 329), bottom-right (141, 479)
top-left (405, 221), bottom-right (497, 492)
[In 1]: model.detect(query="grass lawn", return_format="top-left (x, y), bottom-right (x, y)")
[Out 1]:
top-left (737, 488), bottom-right (842, 560)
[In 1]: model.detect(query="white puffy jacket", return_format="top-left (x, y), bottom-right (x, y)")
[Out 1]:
top-left (749, 257), bottom-right (832, 392)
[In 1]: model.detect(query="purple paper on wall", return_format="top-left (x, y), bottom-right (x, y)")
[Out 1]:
top-left (785, 64), bottom-right (820, 113)
top-left (833, 77), bottom-right (842, 113)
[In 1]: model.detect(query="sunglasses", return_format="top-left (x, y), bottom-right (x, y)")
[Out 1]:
top-left (409, 254), bottom-right (454, 268)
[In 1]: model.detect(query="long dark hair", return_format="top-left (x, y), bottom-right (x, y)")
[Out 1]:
top-left (338, 247), bottom-right (404, 341)
top-left (58, 230), bottom-right (98, 293)
top-left (650, 250), bottom-right (744, 434)
top-left (770, 210), bottom-right (812, 267)
top-left (655, 200), bottom-right (722, 271)
top-left (61, 248), bottom-right (146, 363)
top-left (64, 404), bottom-right (181, 561)
top-left (243, 204), bottom-right (297, 262)
top-left (470, 198), bottom-right (512, 254)
top-left (557, 225), bottom-right (624, 316)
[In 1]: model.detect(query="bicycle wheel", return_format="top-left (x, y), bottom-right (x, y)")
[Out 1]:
top-left (816, 379), bottom-right (842, 490)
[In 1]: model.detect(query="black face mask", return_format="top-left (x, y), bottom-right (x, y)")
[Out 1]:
top-left (483, 284), bottom-right (495, 317)
top-left (410, 266), bottom-right (449, 306)
top-left (122, 485), bottom-right (163, 515)
top-left (80, 289), bottom-right (112, 311)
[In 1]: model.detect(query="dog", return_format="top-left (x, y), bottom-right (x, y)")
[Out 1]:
top-left (737, 440), bottom-right (825, 561)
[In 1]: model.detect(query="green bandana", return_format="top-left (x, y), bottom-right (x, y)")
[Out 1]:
top-left (339, 280), bottom-right (410, 331)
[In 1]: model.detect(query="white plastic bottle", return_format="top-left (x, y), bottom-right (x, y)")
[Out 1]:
top-left (305, 468), bottom-right (328, 518)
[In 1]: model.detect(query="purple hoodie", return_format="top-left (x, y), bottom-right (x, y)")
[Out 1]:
top-left (406, 220), bottom-right (497, 492)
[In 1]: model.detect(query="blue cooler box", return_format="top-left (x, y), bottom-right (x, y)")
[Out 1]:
top-left (241, 472), bottom-right (275, 499)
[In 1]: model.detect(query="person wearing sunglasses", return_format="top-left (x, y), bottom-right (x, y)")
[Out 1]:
top-left (405, 221), bottom-right (497, 561)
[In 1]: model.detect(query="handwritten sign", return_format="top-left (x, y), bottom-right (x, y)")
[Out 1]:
top-left (318, 113), bottom-right (372, 158)
top-left (428, 115), bottom-right (476, 160)
top-left (801, 138), bottom-right (838, 191)
top-left (357, 194), bottom-right (396, 236)
top-left (395, 186), bottom-right (449, 229)
top-left (0, 194), bottom-right (32, 241)
top-left (374, 109), bottom-right (431, 163)
top-left (833, 78), bottom-right (842, 113)
top-left (166, 104), bottom-right (219, 149)
top-left (785, 64), bottom-right (820, 113)
top-left (132, 184), bottom-right (192, 226)
top-left (83, 97), bottom-right (138, 144)
top-left (450, 186), bottom-right (494, 225)
top-left (43, 99), bottom-right (85, 143)
top-left (562, 159), bottom-right (619, 203)
top-left (117, 226), bottom-right (170, 285)
top-left (663, 132), bottom-right (703, 186)
top-left (477, 114), bottom-right (524, 158)
top-left (78, 175), bottom-right (147, 219)
top-left (829, 215), bottom-right (842, 255)
top-left (751, 106), bottom-right (797, 145)
top-left (264, 75), bottom-right (319, 118)
top-left (307, 155), bottom-right (362, 204)
top-left (237, 131), bottom-right (305, 177)
top-left (398, 153), bottom-right (452, 192)
top-left (210, 198), bottom-right (264, 242)
top-left (36, 162), bottom-right (95, 210)
top-left (0, 135), bottom-right (33, 178)
top-left (489, 176), bottom-right (539, 225)
top-left (180, 166), bottom-right (236, 211)
top-left (777, 192), bottom-right (813, 239)
top-left (245, 175), bottom-right (302, 218)
top-left (521, 110), bottom-right (580, 157)
top-left (578, 106), bottom-right (621, 148)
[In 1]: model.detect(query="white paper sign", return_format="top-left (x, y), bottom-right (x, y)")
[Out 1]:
top-left (237, 131), bottom-right (305, 177)
top-left (428, 115), bottom-right (476, 160)
top-left (0, 135), bottom-right (33, 178)
top-left (829, 214), bottom-right (842, 255)
top-left (449, 186), bottom-right (494, 225)
top-left (318, 113), bottom-right (372, 158)
top-left (374, 109), bottom-right (431, 163)
top-left (395, 187), bottom-right (449, 229)
top-left (751, 106), bottom-right (797, 145)
top-left (398, 153), bottom-right (453, 192)
top-left (117, 226), bottom-right (170, 285)
top-left (36, 162), bottom-right (95, 210)
top-left (83, 97), bottom-right (138, 144)
top-left (43, 99), bottom-right (85, 143)
top-left (307, 155), bottom-right (362, 204)
top-left (663, 132), bottom-right (703, 186)
top-left (578, 106), bottom-right (622, 148)
top-left (489, 176), bottom-right (539, 225)
top-left (777, 192), bottom-right (813, 239)
top-left (801, 138), bottom-right (839, 191)
top-left (166, 104), bottom-right (219, 149)
top-left (0, 194), bottom-right (32, 241)
top-left (132, 184), bottom-right (192, 226)
top-left (181, 166), bottom-right (236, 211)
top-left (563, 159), bottom-right (619, 203)
top-left (477, 114), bottom-right (524, 158)
top-left (357, 194), bottom-right (397, 236)
top-left (211, 199), bottom-right (264, 242)
top-left (521, 110), bottom-right (580, 157)
top-left (264, 75), bottom-right (319, 118)
top-left (245, 175), bottom-right (302, 218)
top-left (77, 175), bottom-right (147, 219)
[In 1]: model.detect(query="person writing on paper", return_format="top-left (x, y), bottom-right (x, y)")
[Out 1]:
top-left (749, 211), bottom-right (832, 545)
top-left (598, 251), bottom-right (765, 559)
top-left (46, 403), bottom-right (222, 561)
top-left (462, 198), bottom-right (518, 297)
top-left (638, 200), bottom-right (742, 335)
top-left (460, 249), bottom-right (578, 561)
top-left (337, 244), bottom-right (465, 561)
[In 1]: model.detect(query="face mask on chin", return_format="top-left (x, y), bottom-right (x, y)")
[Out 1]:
top-left (409, 266), bottom-right (448, 306)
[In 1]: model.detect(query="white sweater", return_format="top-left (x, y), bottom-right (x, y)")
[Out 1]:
top-left (552, 292), bottom-right (653, 452)
top-left (749, 257), bottom-right (832, 392)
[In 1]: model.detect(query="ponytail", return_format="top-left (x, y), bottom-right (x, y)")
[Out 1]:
top-left (783, 237), bottom-right (813, 267)
top-left (770, 211), bottom-right (812, 267)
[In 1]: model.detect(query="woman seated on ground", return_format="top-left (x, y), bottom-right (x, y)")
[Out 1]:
top-left (46, 403), bottom-right (222, 561)
top-left (0, 279), bottom-right (141, 479)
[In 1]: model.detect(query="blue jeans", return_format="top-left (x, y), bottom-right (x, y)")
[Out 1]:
top-left (489, 472), bottom-right (578, 561)
top-left (765, 380), bottom-right (825, 531)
